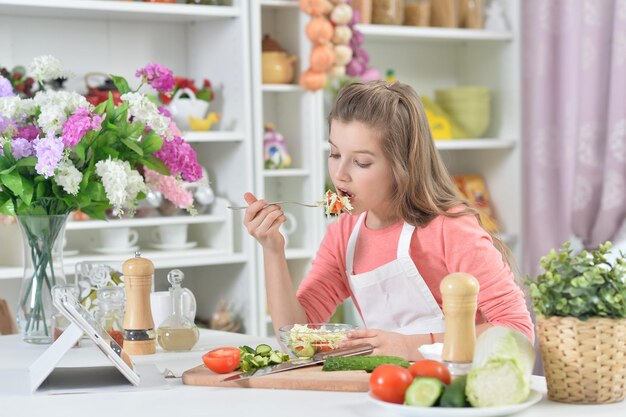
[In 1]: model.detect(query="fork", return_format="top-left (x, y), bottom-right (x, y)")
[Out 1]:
top-left (228, 201), bottom-right (320, 210)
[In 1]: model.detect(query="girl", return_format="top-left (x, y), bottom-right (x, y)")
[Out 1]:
top-left (243, 81), bottom-right (533, 360)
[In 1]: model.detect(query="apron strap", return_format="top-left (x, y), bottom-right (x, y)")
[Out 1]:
top-left (397, 222), bottom-right (416, 258)
top-left (345, 212), bottom-right (366, 275)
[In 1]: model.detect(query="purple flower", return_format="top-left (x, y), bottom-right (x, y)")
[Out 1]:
top-left (158, 105), bottom-right (171, 118)
top-left (135, 63), bottom-right (174, 94)
top-left (0, 115), bottom-right (16, 135)
top-left (11, 137), bottom-right (34, 159)
top-left (17, 124), bottom-right (41, 141)
top-left (33, 134), bottom-right (64, 178)
top-left (154, 135), bottom-right (202, 182)
top-left (0, 76), bottom-right (14, 97)
top-left (61, 107), bottom-right (102, 147)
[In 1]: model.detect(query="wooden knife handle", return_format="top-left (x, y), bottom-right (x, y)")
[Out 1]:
top-left (315, 343), bottom-right (374, 361)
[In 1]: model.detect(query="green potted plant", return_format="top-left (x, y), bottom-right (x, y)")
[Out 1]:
top-left (526, 241), bottom-right (626, 404)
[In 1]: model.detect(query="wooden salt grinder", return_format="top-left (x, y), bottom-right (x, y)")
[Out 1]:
top-left (122, 252), bottom-right (156, 355)
top-left (440, 272), bottom-right (480, 376)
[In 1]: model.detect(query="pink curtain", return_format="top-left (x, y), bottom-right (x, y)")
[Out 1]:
top-left (523, 0), bottom-right (626, 277)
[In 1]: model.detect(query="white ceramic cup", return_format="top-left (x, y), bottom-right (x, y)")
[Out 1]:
top-left (152, 224), bottom-right (188, 246)
top-left (99, 228), bottom-right (138, 250)
top-left (280, 212), bottom-right (297, 248)
top-left (150, 290), bottom-right (196, 329)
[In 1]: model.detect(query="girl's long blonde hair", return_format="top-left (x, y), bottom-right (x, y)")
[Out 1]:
top-left (328, 80), bottom-right (514, 269)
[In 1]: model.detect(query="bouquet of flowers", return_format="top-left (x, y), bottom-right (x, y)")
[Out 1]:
top-left (0, 55), bottom-right (202, 342)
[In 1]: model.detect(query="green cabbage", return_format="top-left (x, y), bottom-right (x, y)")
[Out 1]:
top-left (465, 326), bottom-right (535, 407)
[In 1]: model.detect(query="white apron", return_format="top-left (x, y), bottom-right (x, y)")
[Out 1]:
top-left (346, 212), bottom-right (446, 335)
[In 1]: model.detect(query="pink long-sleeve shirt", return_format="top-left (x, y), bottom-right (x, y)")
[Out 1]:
top-left (296, 211), bottom-right (535, 343)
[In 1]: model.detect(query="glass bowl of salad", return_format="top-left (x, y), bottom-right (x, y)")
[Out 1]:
top-left (278, 323), bottom-right (356, 358)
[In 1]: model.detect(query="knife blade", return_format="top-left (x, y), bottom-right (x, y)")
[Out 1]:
top-left (221, 343), bottom-right (374, 382)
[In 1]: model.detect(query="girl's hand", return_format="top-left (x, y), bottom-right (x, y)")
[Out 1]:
top-left (339, 328), bottom-right (425, 361)
top-left (243, 192), bottom-right (286, 252)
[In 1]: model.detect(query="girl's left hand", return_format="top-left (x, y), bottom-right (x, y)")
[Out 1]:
top-left (339, 328), bottom-right (422, 360)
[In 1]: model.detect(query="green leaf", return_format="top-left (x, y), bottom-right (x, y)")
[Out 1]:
top-left (94, 100), bottom-right (107, 115)
top-left (111, 75), bottom-right (131, 94)
top-left (140, 155), bottom-right (170, 176)
top-left (0, 172), bottom-right (23, 196)
top-left (141, 132), bottom-right (163, 154)
top-left (121, 138), bottom-right (144, 156)
top-left (21, 176), bottom-right (33, 205)
top-left (0, 198), bottom-right (15, 215)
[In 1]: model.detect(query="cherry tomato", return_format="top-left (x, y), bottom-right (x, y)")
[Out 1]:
top-left (369, 364), bottom-right (413, 404)
top-left (408, 360), bottom-right (451, 385)
top-left (312, 341), bottom-right (333, 353)
top-left (202, 347), bottom-right (241, 374)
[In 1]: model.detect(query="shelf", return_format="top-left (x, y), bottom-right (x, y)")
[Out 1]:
top-left (263, 169), bottom-right (310, 177)
top-left (435, 138), bottom-right (517, 150)
top-left (0, 267), bottom-right (22, 280)
top-left (183, 131), bottom-right (245, 143)
top-left (62, 250), bottom-right (246, 272)
top-left (0, 0), bottom-right (239, 22)
top-left (66, 214), bottom-right (227, 231)
top-left (260, 0), bottom-right (299, 8)
top-left (356, 24), bottom-right (513, 43)
top-left (262, 84), bottom-right (303, 93)
top-left (321, 138), bottom-right (517, 152)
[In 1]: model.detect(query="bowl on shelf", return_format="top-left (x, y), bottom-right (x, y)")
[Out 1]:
top-left (278, 323), bottom-right (356, 358)
top-left (435, 86), bottom-right (491, 138)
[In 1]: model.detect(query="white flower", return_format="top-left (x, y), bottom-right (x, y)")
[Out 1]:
top-left (34, 90), bottom-right (90, 134)
top-left (95, 158), bottom-right (149, 215)
top-left (121, 92), bottom-right (171, 139)
top-left (0, 96), bottom-right (36, 120)
top-left (29, 55), bottom-right (73, 83)
top-left (54, 159), bottom-right (82, 195)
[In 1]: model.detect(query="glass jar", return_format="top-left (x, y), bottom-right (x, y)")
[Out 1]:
top-left (94, 287), bottom-right (125, 347)
top-left (404, 0), bottom-right (432, 26)
top-left (372, 0), bottom-right (405, 25)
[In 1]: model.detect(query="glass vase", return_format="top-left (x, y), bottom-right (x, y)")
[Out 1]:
top-left (16, 214), bottom-right (68, 344)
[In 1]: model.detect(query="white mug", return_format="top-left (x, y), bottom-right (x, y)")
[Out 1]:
top-left (150, 290), bottom-right (196, 328)
top-left (99, 228), bottom-right (138, 249)
top-left (152, 224), bottom-right (188, 246)
top-left (280, 212), bottom-right (297, 248)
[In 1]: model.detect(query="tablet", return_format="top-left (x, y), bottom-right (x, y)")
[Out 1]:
top-left (52, 285), bottom-right (140, 386)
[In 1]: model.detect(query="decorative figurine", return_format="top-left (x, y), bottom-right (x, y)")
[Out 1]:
top-left (263, 124), bottom-right (292, 169)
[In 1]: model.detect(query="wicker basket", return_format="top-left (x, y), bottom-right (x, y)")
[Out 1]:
top-left (536, 315), bottom-right (626, 404)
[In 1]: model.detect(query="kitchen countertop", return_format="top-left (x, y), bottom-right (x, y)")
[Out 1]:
top-left (1, 330), bottom-right (624, 417)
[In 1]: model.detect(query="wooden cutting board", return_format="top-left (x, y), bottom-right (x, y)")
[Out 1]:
top-left (182, 364), bottom-right (370, 392)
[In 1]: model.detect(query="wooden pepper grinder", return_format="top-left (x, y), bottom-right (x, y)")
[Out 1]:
top-left (122, 252), bottom-right (156, 355)
top-left (440, 272), bottom-right (480, 376)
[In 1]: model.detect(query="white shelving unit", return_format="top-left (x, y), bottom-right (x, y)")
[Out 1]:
top-left (250, 0), bottom-right (326, 336)
top-left (0, 0), bottom-right (260, 334)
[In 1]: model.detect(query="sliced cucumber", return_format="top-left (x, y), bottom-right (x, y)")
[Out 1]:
top-left (255, 344), bottom-right (273, 356)
top-left (404, 377), bottom-right (444, 407)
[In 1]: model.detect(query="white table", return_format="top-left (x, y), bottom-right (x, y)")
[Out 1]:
top-left (1, 330), bottom-right (624, 417)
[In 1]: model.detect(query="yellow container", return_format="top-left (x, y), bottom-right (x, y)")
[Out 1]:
top-left (435, 87), bottom-right (490, 138)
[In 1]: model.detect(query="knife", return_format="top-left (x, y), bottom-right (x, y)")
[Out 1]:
top-left (221, 343), bottom-right (374, 382)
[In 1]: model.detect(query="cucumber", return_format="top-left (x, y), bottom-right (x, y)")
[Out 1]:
top-left (404, 377), bottom-right (444, 407)
top-left (439, 375), bottom-right (469, 407)
top-left (255, 344), bottom-right (273, 356)
top-left (322, 355), bottom-right (410, 372)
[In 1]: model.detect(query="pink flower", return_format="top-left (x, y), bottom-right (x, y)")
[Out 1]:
top-left (62, 107), bottom-right (102, 147)
top-left (154, 135), bottom-right (202, 182)
top-left (144, 167), bottom-right (193, 209)
top-left (136, 63), bottom-right (175, 94)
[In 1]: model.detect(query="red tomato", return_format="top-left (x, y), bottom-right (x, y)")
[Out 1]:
top-left (312, 341), bottom-right (333, 352)
top-left (369, 364), bottom-right (413, 404)
top-left (408, 360), bottom-right (451, 385)
top-left (202, 347), bottom-right (241, 374)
